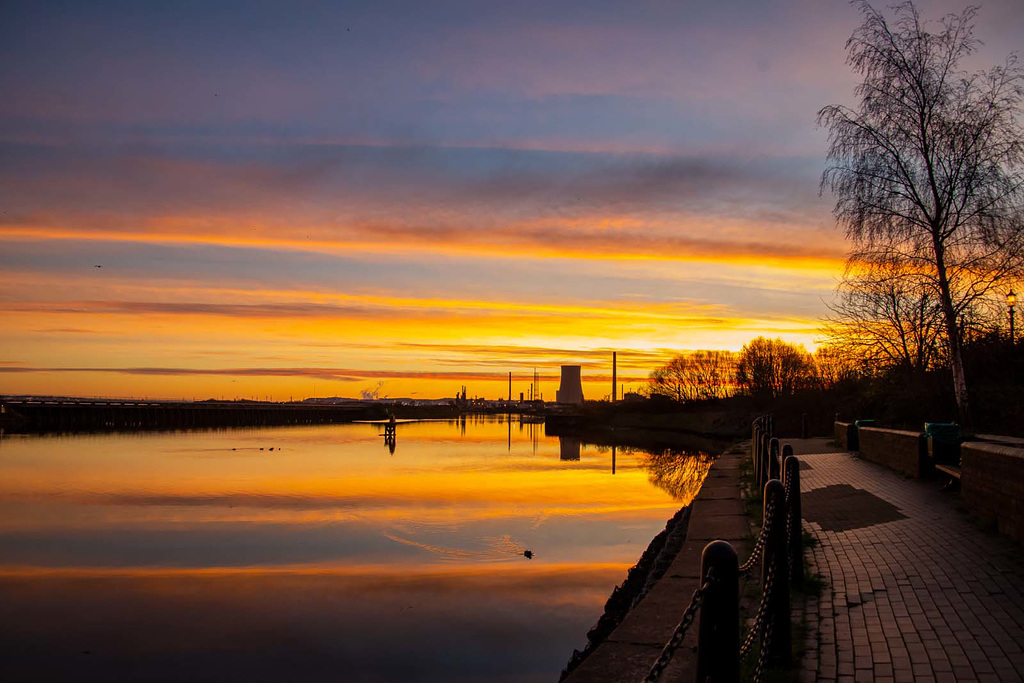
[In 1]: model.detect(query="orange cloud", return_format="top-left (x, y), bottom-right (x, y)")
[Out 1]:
top-left (1, 214), bottom-right (844, 271)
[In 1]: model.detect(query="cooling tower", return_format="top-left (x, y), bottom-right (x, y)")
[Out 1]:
top-left (559, 436), bottom-right (581, 461)
top-left (556, 365), bottom-right (584, 405)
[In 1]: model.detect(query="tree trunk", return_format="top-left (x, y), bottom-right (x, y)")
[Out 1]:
top-left (933, 238), bottom-right (972, 428)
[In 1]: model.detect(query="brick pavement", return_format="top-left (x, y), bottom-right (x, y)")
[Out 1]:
top-left (789, 440), bottom-right (1024, 682)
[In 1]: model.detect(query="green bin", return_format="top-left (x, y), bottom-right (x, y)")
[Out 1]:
top-left (924, 422), bottom-right (961, 467)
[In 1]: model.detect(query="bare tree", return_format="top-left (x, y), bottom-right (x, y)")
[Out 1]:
top-left (819, 1), bottom-right (1024, 425)
top-left (735, 337), bottom-right (815, 399)
top-left (648, 356), bottom-right (690, 402)
top-left (823, 252), bottom-right (946, 373)
top-left (647, 350), bottom-right (735, 402)
top-left (813, 343), bottom-right (864, 389)
top-left (687, 350), bottom-right (735, 400)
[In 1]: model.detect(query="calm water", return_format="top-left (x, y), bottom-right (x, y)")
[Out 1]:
top-left (0, 416), bottom-right (714, 682)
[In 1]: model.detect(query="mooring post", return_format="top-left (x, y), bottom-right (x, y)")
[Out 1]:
top-left (769, 437), bottom-right (780, 480)
top-left (762, 479), bottom-right (791, 669)
top-left (783, 455), bottom-right (803, 586)
top-left (801, 412), bottom-right (808, 439)
top-left (696, 540), bottom-right (739, 683)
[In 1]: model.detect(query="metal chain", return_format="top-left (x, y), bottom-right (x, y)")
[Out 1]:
top-left (783, 462), bottom-right (798, 577)
top-left (643, 572), bottom-right (715, 683)
top-left (739, 527), bottom-right (765, 575)
top-left (739, 494), bottom-right (774, 575)
top-left (784, 465), bottom-right (795, 502)
top-left (738, 559), bottom-right (775, 659)
top-left (742, 418), bottom-right (782, 683)
top-left (753, 610), bottom-right (775, 683)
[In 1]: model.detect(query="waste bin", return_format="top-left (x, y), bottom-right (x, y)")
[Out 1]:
top-left (924, 422), bottom-right (961, 467)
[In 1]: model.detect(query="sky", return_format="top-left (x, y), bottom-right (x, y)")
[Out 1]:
top-left (1, 0), bottom-right (1022, 400)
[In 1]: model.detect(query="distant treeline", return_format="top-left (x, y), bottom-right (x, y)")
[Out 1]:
top-left (645, 332), bottom-right (1024, 437)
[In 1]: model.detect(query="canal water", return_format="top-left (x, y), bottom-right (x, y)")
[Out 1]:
top-left (0, 416), bottom-right (714, 682)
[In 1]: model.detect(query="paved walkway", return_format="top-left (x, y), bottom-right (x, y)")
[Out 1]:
top-left (789, 439), bottom-right (1024, 683)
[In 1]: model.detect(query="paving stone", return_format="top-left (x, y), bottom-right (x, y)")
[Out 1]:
top-left (790, 440), bottom-right (1024, 683)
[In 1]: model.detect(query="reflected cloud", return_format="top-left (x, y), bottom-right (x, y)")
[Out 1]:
top-left (0, 563), bottom-right (626, 682)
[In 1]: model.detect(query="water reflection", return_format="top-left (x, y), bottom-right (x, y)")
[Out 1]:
top-left (0, 418), bottom-right (715, 682)
top-left (643, 449), bottom-right (716, 503)
top-left (559, 435), bottom-right (581, 461)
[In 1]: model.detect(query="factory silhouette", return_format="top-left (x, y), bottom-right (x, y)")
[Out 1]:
top-left (556, 365), bottom-right (585, 404)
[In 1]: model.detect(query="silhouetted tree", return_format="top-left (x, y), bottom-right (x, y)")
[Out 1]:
top-left (823, 252), bottom-right (946, 373)
top-left (647, 350), bottom-right (735, 402)
top-left (735, 337), bottom-right (814, 399)
top-left (648, 356), bottom-right (689, 402)
top-left (812, 343), bottom-right (863, 389)
top-left (686, 350), bottom-right (735, 400)
top-left (819, 1), bottom-right (1024, 425)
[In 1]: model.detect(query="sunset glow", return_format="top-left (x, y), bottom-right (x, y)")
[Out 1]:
top-left (2, 0), bottom-right (1021, 399)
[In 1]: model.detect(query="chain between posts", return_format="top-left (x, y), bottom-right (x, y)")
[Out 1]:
top-left (642, 571), bottom-right (716, 683)
top-left (740, 493), bottom-right (775, 575)
top-left (738, 559), bottom-right (775, 658)
top-left (647, 422), bottom-right (786, 683)
top-left (784, 469), bottom-right (796, 577)
top-left (753, 612), bottom-right (775, 683)
top-left (740, 431), bottom-right (785, 683)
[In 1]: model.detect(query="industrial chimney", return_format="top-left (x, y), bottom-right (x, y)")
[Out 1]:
top-left (556, 365), bottom-right (584, 405)
top-left (612, 351), bottom-right (617, 402)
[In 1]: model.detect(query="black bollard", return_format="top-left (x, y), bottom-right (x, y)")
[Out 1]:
top-left (769, 437), bottom-right (781, 480)
top-left (783, 456), bottom-right (803, 586)
top-left (696, 540), bottom-right (740, 683)
top-left (782, 443), bottom-right (793, 460)
top-left (762, 479), bottom-right (791, 669)
top-left (801, 412), bottom-right (808, 439)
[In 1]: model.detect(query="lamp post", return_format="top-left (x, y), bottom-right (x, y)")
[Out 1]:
top-left (1009, 289), bottom-right (1017, 343)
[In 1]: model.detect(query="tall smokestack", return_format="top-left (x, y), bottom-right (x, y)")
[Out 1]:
top-left (612, 352), bottom-right (617, 402)
top-left (508, 371), bottom-right (512, 401)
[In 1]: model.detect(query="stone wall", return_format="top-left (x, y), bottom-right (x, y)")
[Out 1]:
top-left (961, 442), bottom-right (1024, 543)
top-left (835, 421), bottom-right (853, 450)
top-left (857, 427), bottom-right (925, 478)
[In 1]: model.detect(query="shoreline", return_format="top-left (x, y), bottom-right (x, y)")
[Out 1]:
top-left (561, 440), bottom-right (750, 683)
top-left (560, 504), bottom-right (692, 680)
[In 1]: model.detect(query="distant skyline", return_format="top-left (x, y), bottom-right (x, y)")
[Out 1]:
top-left (2, 0), bottom-right (1022, 399)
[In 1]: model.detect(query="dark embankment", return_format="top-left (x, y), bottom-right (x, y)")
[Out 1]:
top-left (546, 391), bottom-right (856, 442)
top-left (0, 399), bottom-right (464, 434)
top-left (560, 505), bottom-right (692, 680)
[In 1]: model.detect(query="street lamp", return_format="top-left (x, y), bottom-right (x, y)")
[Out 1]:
top-left (1009, 289), bottom-right (1017, 343)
